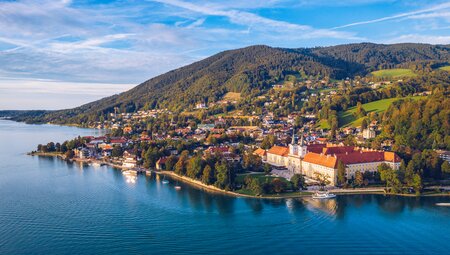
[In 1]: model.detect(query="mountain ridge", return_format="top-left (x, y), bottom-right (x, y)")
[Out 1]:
top-left (10, 43), bottom-right (450, 124)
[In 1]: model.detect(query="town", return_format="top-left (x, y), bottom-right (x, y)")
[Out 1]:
top-left (32, 72), bottom-right (450, 197)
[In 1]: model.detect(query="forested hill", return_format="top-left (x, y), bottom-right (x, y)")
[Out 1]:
top-left (16, 43), bottom-right (450, 124)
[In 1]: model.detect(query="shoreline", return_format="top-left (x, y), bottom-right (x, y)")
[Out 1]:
top-left (29, 152), bottom-right (450, 199)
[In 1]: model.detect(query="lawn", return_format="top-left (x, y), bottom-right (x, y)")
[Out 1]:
top-left (371, 68), bottom-right (416, 79)
top-left (317, 119), bottom-right (330, 130)
top-left (338, 96), bottom-right (424, 127)
top-left (235, 173), bottom-right (290, 185)
top-left (438, 65), bottom-right (450, 71)
top-left (223, 92), bottom-right (241, 101)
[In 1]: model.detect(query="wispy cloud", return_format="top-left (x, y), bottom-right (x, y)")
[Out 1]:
top-left (332, 2), bottom-right (450, 29)
top-left (0, 0), bottom-right (449, 109)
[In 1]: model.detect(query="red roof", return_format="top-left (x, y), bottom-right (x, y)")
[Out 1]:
top-left (307, 143), bottom-right (327, 153)
top-left (322, 146), bottom-right (355, 155)
top-left (267, 146), bottom-right (289, 157)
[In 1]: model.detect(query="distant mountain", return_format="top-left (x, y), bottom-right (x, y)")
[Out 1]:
top-left (14, 43), bottom-right (450, 124)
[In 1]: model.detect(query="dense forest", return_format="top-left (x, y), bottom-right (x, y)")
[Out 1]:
top-left (9, 43), bottom-right (449, 124)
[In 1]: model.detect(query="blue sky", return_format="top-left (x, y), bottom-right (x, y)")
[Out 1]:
top-left (1, 0), bottom-right (449, 109)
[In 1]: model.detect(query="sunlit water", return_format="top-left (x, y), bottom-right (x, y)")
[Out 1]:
top-left (0, 120), bottom-right (449, 254)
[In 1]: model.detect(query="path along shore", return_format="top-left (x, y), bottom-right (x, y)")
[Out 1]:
top-left (29, 152), bottom-right (450, 199)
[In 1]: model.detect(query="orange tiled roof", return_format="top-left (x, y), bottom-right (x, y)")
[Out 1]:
top-left (254, 148), bottom-right (267, 156)
top-left (322, 146), bottom-right (355, 155)
top-left (383, 151), bottom-right (401, 162)
top-left (303, 153), bottom-right (337, 168)
top-left (267, 146), bottom-right (289, 157)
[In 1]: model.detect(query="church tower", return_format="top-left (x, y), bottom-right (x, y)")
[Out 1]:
top-left (299, 131), bottom-right (307, 158)
top-left (289, 128), bottom-right (299, 156)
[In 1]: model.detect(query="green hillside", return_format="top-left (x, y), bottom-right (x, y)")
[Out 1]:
top-left (371, 68), bottom-right (416, 79)
top-left (338, 96), bottom-right (424, 127)
top-left (10, 43), bottom-right (450, 124)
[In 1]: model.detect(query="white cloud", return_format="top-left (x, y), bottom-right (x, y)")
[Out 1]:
top-left (384, 34), bottom-right (450, 44)
top-left (332, 2), bottom-right (450, 29)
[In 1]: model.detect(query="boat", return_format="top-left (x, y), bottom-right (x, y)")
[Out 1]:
top-left (312, 191), bottom-right (336, 199)
top-left (436, 203), bottom-right (450, 206)
top-left (174, 181), bottom-right (181, 190)
top-left (162, 175), bottom-right (169, 184)
top-left (92, 162), bottom-right (101, 167)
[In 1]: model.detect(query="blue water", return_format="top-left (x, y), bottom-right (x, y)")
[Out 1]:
top-left (0, 120), bottom-right (449, 254)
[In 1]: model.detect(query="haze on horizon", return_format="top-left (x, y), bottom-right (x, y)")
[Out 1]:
top-left (1, 0), bottom-right (450, 110)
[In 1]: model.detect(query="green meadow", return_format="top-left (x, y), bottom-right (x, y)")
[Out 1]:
top-left (371, 68), bottom-right (416, 79)
top-left (338, 96), bottom-right (424, 127)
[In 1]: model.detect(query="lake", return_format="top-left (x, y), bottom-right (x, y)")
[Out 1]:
top-left (0, 120), bottom-right (449, 254)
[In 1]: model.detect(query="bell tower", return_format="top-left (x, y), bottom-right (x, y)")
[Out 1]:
top-left (299, 131), bottom-right (307, 158)
top-left (289, 128), bottom-right (299, 156)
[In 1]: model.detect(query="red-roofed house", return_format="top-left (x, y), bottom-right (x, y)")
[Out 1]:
top-left (302, 148), bottom-right (401, 186)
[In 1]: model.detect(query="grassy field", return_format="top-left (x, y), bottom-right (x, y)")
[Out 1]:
top-left (317, 119), bottom-right (330, 130)
top-left (223, 92), bottom-right (241, 101)
top-left (371, 68), bottom-right (416, 79)
top-left (235, 173), bottom-right (290, 184)
top-left (338, 96), bottom-right (424, 127)
top-left (439, 65), bottom-right (450, 71)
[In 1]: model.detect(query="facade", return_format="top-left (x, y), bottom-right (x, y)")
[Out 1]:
top-left (302, 149), bottom-right (401, 186)
top-left (260, 138), bottom-right (401, 186)
top-left (362, 129), bottom-right (376, 139)
top-left (122, 151), bottom-right (137, 168)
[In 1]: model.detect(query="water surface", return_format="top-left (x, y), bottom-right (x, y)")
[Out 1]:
top-left (0, 120), bottom-right (449, 254)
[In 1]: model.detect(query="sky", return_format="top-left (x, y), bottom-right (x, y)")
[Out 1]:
top-left (0, 0), bottom-right (449, 110)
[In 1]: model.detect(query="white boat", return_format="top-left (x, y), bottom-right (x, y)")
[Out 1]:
top-left (162, 175), bottom-right (169, 184)
top-left (92, 162), bottom-right (101, 167)
top-left (436, 203), bottom-right (450, 206)
top-left (312, 191), bottom-right (336, 199)
top-left (174, 185), bottom-right (181, 190)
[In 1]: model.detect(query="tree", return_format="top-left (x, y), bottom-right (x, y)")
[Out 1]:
top-left (354, 171), bottom-right (364, 187)
top-left (143, 147), bottom-right (159, 168)
top-left (271, 178), bottom-right (287, 193)
top-left (111, 145), bottom-right (123, 158)
top-left (442, 161), bottom-right (450, 175)
top-left (214, 161), bottom-right (231, 190)
top-left (337, 160), bottom-right (346, 186)
top-left (246, 178), bottom-right (263, 195)
top-left (314, 172), bottom-right (331, 190)
top-left (290, 174), bottom-right (305, 191)
top-left (411, 173), bottom-right (423, 195)
top-left (65, 149), bottom-right (75, 159)
top-left (378, 163), bottom-right (402, 193)
top-left (261, 135), bottom-right (276, 149)
top-left (361, 118), bottom-right (368, 130)
top-left (263, 163), bottom-right (271, 175)
top-left (201, 165), bottom-right (214, 185)
top-left (165, 155), bottom-right (177, 171)
top-left (243, 152), bottom-right (262, 172)
top-left (186, 155), bottom-right (203, 179)
top-left (175, 155), bottom-right (187, 175)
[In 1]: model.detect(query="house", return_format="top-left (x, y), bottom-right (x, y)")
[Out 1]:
top-left (436, 150), bottom-right (450, 163)
top-left (156, 157), bottom-right (168, 170)
top-left (302, 148), bottom-right (401, 186)
top-left (122, 151), bottom-right (137, 168)
top-left (362, 129), bottom-right (376, 139)
top-left (253, 148), bottom-right (267, 161)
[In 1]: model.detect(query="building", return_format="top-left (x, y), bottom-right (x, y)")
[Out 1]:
top-left (436, 150), bottom-right (450, 163)
top-left (362, 129), bottom-right (376, 139)
top-left (122, 151), bottom-right (137, 168)
top-left (302, 148), bottom-right (401, 186)
top-left (265, 130), bottom-right (307, 174)
top-left (156, 157), bottom-right (168, 170)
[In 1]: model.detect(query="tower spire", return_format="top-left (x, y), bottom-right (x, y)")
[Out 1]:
top-left (291, 127), bottom-right (296, 144)
top-left (300, 131), bottom-right (305, 146)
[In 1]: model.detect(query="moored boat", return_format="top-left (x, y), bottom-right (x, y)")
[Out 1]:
top-left (312, 191), bottom-right (336, 199)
